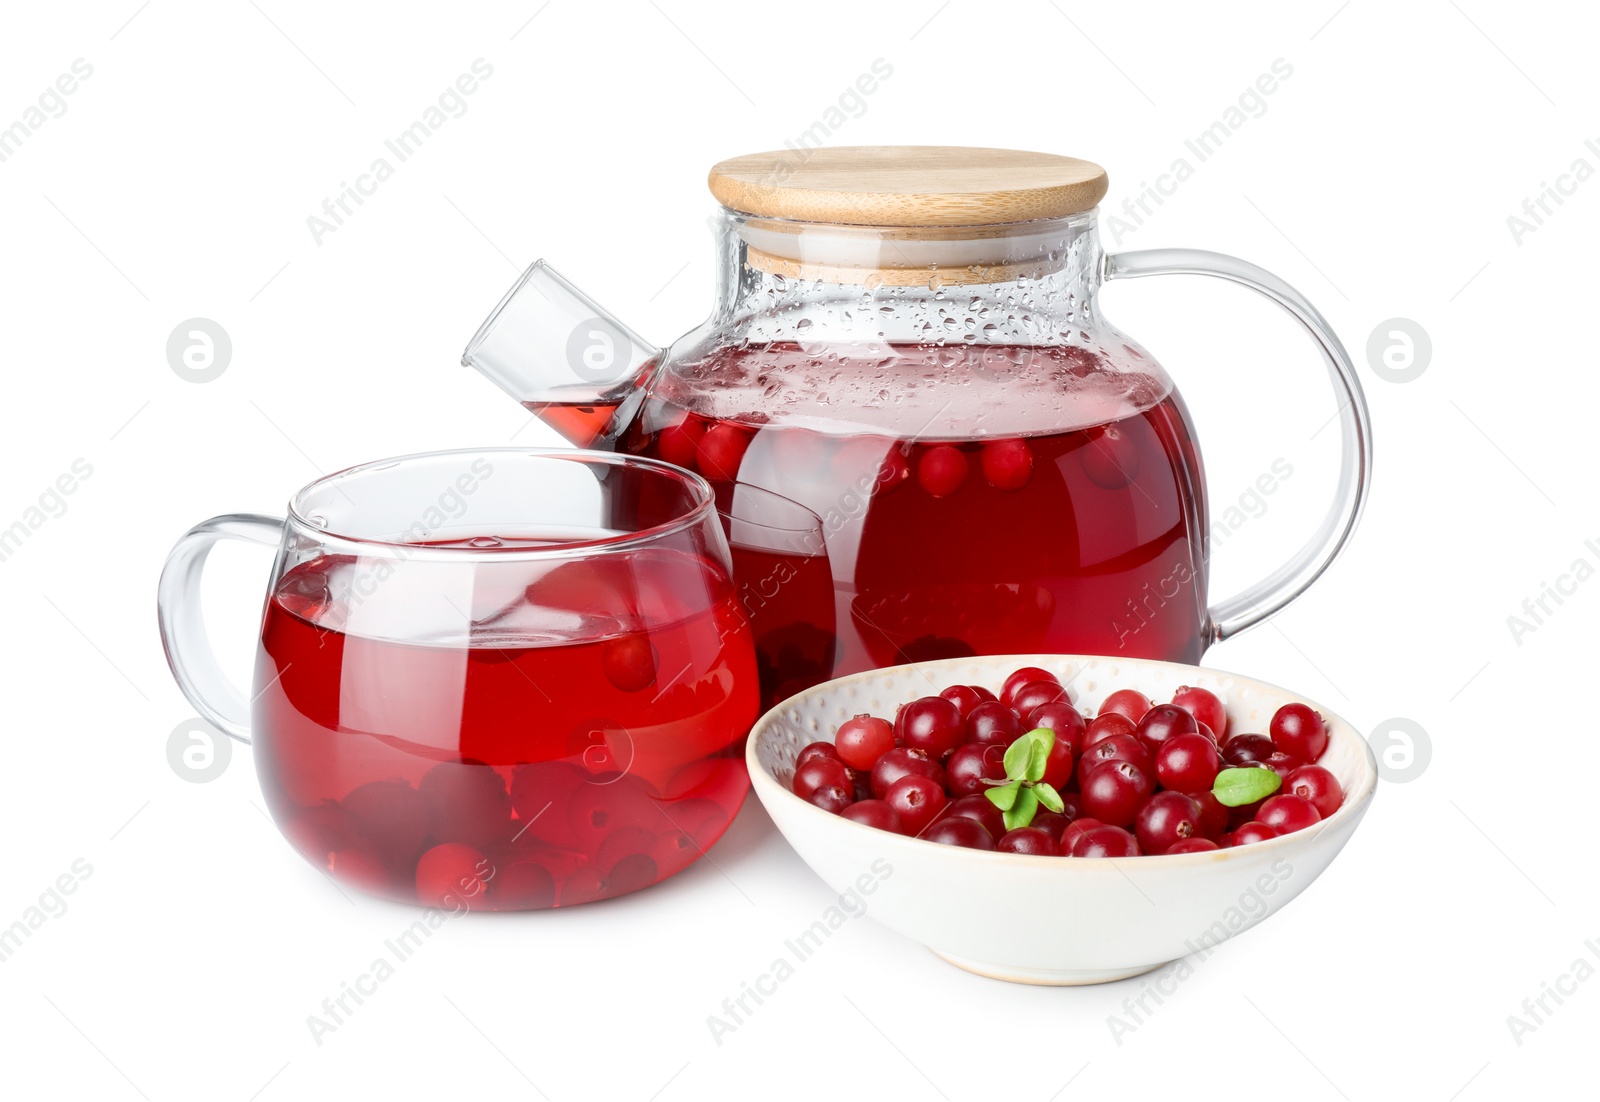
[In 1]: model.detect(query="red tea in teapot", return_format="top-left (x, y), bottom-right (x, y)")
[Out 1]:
top-left (253, 544), bottom-right (758, 909)
top-left (544, 342), bottom-right (1209, 675)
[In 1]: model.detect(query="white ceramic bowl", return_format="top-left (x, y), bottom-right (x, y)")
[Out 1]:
top-left (747, 654), bottom-right (1378, 985)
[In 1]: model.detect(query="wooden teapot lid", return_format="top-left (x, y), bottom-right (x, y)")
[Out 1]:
top-left (708, 146), bottom-right (1109, 227)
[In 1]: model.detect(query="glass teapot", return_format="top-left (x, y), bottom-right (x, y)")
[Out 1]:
top-left (463, 146), bottom-right (1371, 688)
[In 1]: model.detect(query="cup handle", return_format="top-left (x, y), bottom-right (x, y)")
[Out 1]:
top-left (1103, 248), bottom-right (1373, 643)
top-left (156, 514), bottom-right (284, 744)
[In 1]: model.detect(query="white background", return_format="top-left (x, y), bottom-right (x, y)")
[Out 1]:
top-left (0, 1), bottom-right (1592, 1098)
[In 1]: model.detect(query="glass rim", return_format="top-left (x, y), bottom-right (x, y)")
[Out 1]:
top-left (284, 447), bottom-right (716, 560)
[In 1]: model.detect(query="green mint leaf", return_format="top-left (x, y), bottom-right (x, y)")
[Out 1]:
top-left (1213, 766), bottom-right (1282, 808)
top-left (986, 779), bottom-right (1022, 812)
top-left (1033, 782), bottom-right (1064, 814)
top-left (1003, 785), bottom-right (1039, 831)
top-left (1002, 737), bottom-right (1033, 781)
top-left (1024, 728), bottom-right (1054, 783)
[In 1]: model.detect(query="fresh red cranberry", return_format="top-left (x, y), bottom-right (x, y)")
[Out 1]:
top-left (1189, 791), bottom-right (1230, 841)
top-left (1009, 680), bottom-right (1068, 715)
top-left (1025, 700), bottom-right (1087, 760)
top-left (1134, 703), bottom-right (1199, 755)
top-left (924, 815), bottom-right (996, 850)
top-left (841, 799), bottom-right (903, 833)
top-left (1263, 751), bottom-right (1303, 780)
top-left (415, 843), bottom-right (491, 909)
top-left (945, 742), bottom-right (1007, 797)
top-left (655, 415), bottom-right (704, 469)
top-left (835, 714), bottom-right (895, 770)
top-left (1284, 765), bottom-right (1344, 820)
top-left (600, 633), bottom-right (658, 692)
top-left (1228, 821), bottom-right (1281, 847)
top-left (1135, 791), bottom-right (1201, 855)
top-left (939, 683), bottom-right (996, 719)
top-left (884, 774), bottom-right (947, 836)
top-left (1001, 666), bottom-right (1060, 709)
top-left (895, 696), bottom-right (965, 763)
top-left (1166, 838), bottom-right (1220, 854)
top-left (940, 793), bottom-right (1007, 840)
top-left (1170, 685), bottom-right (1227, 741)
top-left (1156, 733), bottom-right (1221, 794)
top-left (1196, 721), bottom-right (1217, 745)
top-left (998, 826), bottom-right (1055, 854)
top-left (1084, 711), bottom-right (1137, 751)
top-left (1069, 824), bottom-right (1141, 858)
top-left (852, 768), bottom-right (874, 802)
top-left (1081, 423), bottom-right (1141, 489)
top-left (695, 423), bottom-right (751, 481)
top-left (1258, 794), bottom-right (1321, 834)
top-left (796, 741), bottom-right (841, 769)
top-left (1227, 790), bottom-right (1272, 831)
top-left (870, 747), bottom-right (945, 799)
top-left (805, 780), bottom-right (853, 813)
top-left (1077, 732), bottom-right (1152, 788)
top-left (1271, 703), bottom-right (1329, 762)
top-left (1079, 760), bottom-right (1153, 828)
top-left (917, 445), bottom-right (969, 497)
top-left (794, 757), bottom-right (850, 802)
top-left (981, 438), bottom-right (1033, 491)
top-left (1099, 688), bottom-right (1152, 723)
top-left (1029, 809), bottom-right (1070, 841)
top-left (965, 700), bottom-right (1023, 746)
top-left (1058, 817), bottom-right (1105, 854)
top-left (1221, 733), bottom-right (1275, 767)
top-left (1036, 728), bottom-right (1076, 789)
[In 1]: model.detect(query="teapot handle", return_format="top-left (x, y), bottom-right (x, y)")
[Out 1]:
top-left (1103, 249), bottom-right (1373, 643)
top-left (156, 514), bottom-right (284, 744)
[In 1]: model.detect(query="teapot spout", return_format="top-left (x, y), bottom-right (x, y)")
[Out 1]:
top-left (462, 260), bottom-right (659, 448)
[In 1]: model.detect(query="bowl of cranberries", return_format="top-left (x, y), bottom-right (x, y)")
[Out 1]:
top-left (747, 655), bottom-right (1377, 985)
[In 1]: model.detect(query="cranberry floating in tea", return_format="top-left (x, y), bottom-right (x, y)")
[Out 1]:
top-left (463, 146), bottom-right (1372, 677)
top-left (157, 450), bottom-right (760, 908)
